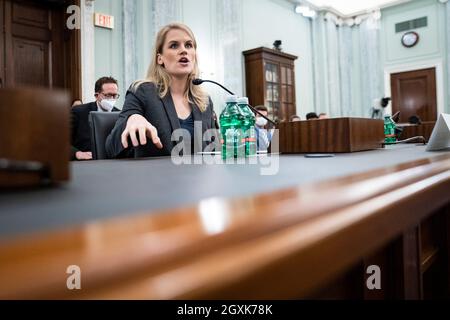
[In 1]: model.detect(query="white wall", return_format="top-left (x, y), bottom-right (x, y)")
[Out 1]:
top-left (180, 0), bottom-right (217, 80)
top-left (242, 0), bottom-right (315, 117)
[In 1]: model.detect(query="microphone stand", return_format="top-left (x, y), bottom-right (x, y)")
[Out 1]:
top-left (193, 79), bottom-right (277, 127)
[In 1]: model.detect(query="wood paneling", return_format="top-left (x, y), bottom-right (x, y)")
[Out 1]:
top-left (0, 153), bottom-right (449, 299)
top-left (1, 0), bottom-right (81, 100)
top-left (391, 68), bottom-right (437, 122)
top-left (13, 39), bottom-right (49, 86)
top-left (0, 88), bottom-right (71, 187)
top-left (398, 121), bottom-right (436, 143)
top-left (279, 118), bottom-right (385, 153)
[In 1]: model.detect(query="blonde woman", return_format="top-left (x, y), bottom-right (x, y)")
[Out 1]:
top-left (106, 23), bottom-right (217, 158)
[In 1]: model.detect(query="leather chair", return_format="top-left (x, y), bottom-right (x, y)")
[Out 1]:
top-left (89, 111), bottom-right (120, 160)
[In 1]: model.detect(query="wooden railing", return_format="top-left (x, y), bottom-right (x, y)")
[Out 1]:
top-left (0, 154), bottom-right (449, 299)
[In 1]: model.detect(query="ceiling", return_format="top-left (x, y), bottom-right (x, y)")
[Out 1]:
top-left (302, 0), bottom-right (412, 17)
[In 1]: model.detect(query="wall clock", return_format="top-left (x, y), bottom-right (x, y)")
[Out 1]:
top-left (401, 31), bottom-right (419, 48)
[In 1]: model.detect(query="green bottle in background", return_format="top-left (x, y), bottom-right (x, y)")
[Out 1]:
top-left (237, 97), bottom-right (257, 157)
top-left (384, 115), bottom-right (396, 144)
top-left (219, 95), bottom-right (245, 159)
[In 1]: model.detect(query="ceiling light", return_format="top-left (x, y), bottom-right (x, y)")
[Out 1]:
top-left (295, 5), bottom-right (317, 18)
top-left (295, 5), bottom-right (309, 14)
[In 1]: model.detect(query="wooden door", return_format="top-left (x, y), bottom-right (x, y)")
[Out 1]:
top-left (0, 0), bottom-right (80, 98)
top-left (391, 68), bottom-right (437, 123)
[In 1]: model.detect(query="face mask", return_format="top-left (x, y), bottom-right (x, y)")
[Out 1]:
top-left (256, 117), bottom-right (268, 127)
top-left (100, 99), bottom-right (116, 112)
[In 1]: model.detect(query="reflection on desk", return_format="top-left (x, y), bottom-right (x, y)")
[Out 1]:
top-left (0, 145), bottom-right (449, 299)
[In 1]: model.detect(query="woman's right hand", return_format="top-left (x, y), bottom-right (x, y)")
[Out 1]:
top-left (121, 114), bottom-right (163, 149)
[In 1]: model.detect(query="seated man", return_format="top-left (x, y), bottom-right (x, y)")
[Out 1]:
top-left (306, 112), bottom-right (319, 120)
top-left (289, 115), bottom-right (301, 122)
top-left (71, 77), bottom-right (120, 160)
top-left (254, 105), bottom-right (273, 152)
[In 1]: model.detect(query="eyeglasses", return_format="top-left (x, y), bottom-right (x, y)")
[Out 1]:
top-left (100, 93), bottom-right (120, 99)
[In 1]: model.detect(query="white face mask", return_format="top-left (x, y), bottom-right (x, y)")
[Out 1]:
top-left (256, 117), bottom-right (268, 127)
top-left (100, 99), bottom-right (116, 112)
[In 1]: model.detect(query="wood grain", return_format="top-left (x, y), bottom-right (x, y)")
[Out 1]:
top-left (398, 121), bottom-right (436, 142)
top-left (279, 118), bottom-right (385, 153)
top-left (243, 47), bottom-right (297, 121)
top-left (0, 153), bottom-right (449, 299)
top-left (0, 87), bottom-right (70, 187)
top-left (391, 68), bottom-right (437, 123)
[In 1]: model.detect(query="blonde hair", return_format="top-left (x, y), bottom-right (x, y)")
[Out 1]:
top-left (133, 23), bottom-right (209, 112)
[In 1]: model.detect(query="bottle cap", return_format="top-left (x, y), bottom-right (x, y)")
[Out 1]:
top-left (225, 95), bottom-right (238, 103)
top-left (237, 97), bottom-right (249, 105)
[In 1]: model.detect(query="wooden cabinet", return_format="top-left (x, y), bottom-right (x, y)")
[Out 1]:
top-left (243, 47), bottom-right (298, 122)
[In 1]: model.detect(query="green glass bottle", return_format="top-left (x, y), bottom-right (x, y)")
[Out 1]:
top-left (237, 97), bottom-right (257, 157)
top-left (219, 95), bottom-right (245, 159)
top-left (384, 115), bottom-right (396, 144)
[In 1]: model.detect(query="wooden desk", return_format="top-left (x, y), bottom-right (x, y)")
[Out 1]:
top-left (0, 88), bottom-right (70, 187)
top-left (0, 146), bottom-right (449, 299)
top-left (397, 121), bottom-right (436, 142)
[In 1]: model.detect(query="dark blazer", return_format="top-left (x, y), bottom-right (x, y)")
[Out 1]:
top-left (106, 82), bottom-right (218, 159)
top-left (71, 101), bottom-right (119, 158)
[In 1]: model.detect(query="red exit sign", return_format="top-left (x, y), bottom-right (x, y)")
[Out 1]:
top-left (94, 13), bottom-right (114, 29)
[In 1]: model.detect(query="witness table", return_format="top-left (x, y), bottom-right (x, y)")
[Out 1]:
top-left (0, 144), bottom-right (449, 299)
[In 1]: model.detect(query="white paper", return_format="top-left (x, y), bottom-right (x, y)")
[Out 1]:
top-left (426, 114), bottom-right (450, 151)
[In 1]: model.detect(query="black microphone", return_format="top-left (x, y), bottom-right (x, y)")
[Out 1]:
top-left (193, 78), bottom-right (276, 126)
top-left (192, 78), bottom-right (234, 95)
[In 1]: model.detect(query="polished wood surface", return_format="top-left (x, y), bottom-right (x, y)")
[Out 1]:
top-left (391, 68), bottom-right (437, 123)
top-left (0, 153), bottom-right (449, 299)
top-left (0, 88), bottom-right (70, 186)
top-left (243, 47), bottom-right (298, 122)
top-left (279, 118), bottom-right (385, 153)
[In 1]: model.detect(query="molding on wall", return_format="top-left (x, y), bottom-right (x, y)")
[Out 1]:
top-left (81, 0), bottom-right (96, 102)
top-left (123, 0), bottom-right (137, 90)
top-left (383, 59), bottom-right (445, 118)
top-left (285, 0), bottom-right (412, 19)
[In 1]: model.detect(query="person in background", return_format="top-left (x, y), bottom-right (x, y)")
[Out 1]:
top-left (254, 105), bottom-right (273, 152)
top-left (289, 115), bottom-right (301, 122)
top-left (408, 115), bottom-right (422, 125)
top-left (71, 99), bottom-right (83, 108)
top-left (106, 23), bottom-right (217, 159)
top-left (319, 113), bottom-right (329, 119)
top-left (306, 112), bottom-right (319, 120)
top-left (71, 76), bottom-right (120, 161)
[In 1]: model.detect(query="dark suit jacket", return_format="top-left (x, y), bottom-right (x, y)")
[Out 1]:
top-left (106, 82), bottom-right (218, 159)
top-left (71, 101), bottom-right (119, 159)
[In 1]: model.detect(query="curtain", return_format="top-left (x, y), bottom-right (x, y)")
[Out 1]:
top-left (152, 0), bottom-right (180, 41)
top-left (311, 12), bottom-right (383, 118)
top-left (123, 0), bottom-right (137, 89)
top-left (215, 0), bottom-right (244, 107)
top-left (357, 15), bottom-right (383, 118)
